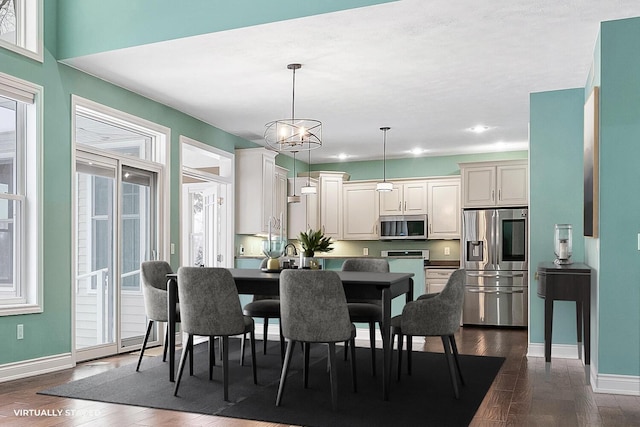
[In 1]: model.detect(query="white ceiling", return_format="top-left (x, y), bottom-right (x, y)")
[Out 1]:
top-left (62, 0), bottom-right (640, 164)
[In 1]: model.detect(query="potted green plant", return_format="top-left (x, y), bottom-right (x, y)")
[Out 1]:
top-left (298, 228), bottom-right (333, 268)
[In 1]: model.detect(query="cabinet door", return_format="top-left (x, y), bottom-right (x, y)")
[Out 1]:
top-left (497, 164), bottom-right (528, 206)
top-left (425, 268), bottom-right (456, 294)
top-left (463, 166), bottom-right (495, 207)
top-left (319, 175), bottom-right (342, 239)
top-left (273, 166), bottom-right (288, 234)
top-left (343, 183), bottom-right (379, 240)
top-left (428, 179), bottom-right (460, 239)
top-left (288, 178), bottom-right (319, 239)
top-left (379, 184), bottom-right (402, 215)
top-left (403, 181), bottom-right (428, 214)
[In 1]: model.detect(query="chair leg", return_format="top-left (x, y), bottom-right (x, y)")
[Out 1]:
top-left (369, 321), bottom-right (377, 377)
top-left (263, 318), bottom-right (269, 355)
top-left (328, 342), bottom-right (339, 411)
top-left (209, 337), bottom-right (215, 380)
top-left (349, 337), bottom-right (358, 393)
top-left (279, 323), bottom-right (285, 363)
top-left (173, 334), bottom-right (192, 396)
top-left (397, 332), bottom-right (404, 381)
top-left (343, 339), bottom-right (349, 361)
top-left (136, 320), bottom-right (153, 371)
top-left (222, 336), bottom-right (230, 401)
top-left (250, 328), bottom-right (258, 385)
top-left (441, 335), bottom-right (460, 399)
top-left (303, 342), bottom-right (310, 388)
top-left (407, 334), bottom-right (413, 376)
top-left (449, 335), bottom-right (465, 386)
top-left (162, 325), bottom-right (169, 362)
top-left (240, 333), bottom-right (246, 366)
top-left (276, 339), bottom-right (296, 406)
top-left (188, 335), bottom-right (194, 376)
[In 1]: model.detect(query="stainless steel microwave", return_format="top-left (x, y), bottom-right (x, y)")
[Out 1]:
top-left (379, 214), bottom-right (428, 240)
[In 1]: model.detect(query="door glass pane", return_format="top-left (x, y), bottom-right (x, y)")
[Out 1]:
top-left (120, 165), bottom-right (156, 344)
top-left (501, 219), bottom-right (526, 262)
top-left (75, 160), bottom-right (116, 349)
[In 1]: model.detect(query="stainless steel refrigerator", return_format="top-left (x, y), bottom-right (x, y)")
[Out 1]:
top-left (462, 208), bottom-right (528, 327)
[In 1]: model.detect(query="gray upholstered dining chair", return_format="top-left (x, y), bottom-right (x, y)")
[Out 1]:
top-left (137, 260), bottom-right (179, 372)
top-left (241, 258), bottom-right (285, 361)
top-left (341, 258), bottom-right (389, 376)
top-left (173, 267), bottom-right (257, 401)
top-left (391, 269), bottom-right (466, 398)
top-left (276, 269), bottom-right (357, 411)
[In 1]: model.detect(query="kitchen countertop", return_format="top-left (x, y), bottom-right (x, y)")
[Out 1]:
top-left (236, 254), bottom-right (460, 267)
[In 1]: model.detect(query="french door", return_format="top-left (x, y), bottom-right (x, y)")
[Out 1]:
top-left (74, 150), bottom-right (161, 361)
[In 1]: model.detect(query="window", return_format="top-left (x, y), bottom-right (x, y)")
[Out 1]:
top-left (0, 71), bottom-right (42, 315)
top-left (0, 0), bottom-right (42, 62)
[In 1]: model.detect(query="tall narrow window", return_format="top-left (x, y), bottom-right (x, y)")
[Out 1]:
top-left (0, 71), bottom-right (42, 315)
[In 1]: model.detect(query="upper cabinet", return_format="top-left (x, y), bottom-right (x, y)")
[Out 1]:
top-left (235, 148), bottom-right (288, 235)
top-left (379, 180), bottom-right (428, 215)
top-left (343, 181), bottom-right (379, 240)
top-left (427, 178), bottom-right (461, 239)
top-left (460, 160), bottom-right (528, 208)
top-left (316, 172), bottom-right (348, 240)
top-left (287, 177), bottom-right (319, 239)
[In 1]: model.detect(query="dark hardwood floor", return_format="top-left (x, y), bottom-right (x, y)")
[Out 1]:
top-left (1, 327), bottom-right (638, 426)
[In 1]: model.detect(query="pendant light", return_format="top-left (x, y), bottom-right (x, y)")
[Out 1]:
top-left (264, 63), bottom-right (322, 152)
top-left (287, 151), bottom-right (301, 203)
top-left (376, 127), bottom-right (393, 192)
top-left (301, 148), bottom-right (317, 194)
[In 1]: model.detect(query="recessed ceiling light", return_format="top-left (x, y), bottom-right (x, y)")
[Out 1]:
top-left (409, 148), bottom-right (424, 155)
top-left (337, 153), bottom-right (349, 160)
top-left (469, 125), bottom-right (490, 133)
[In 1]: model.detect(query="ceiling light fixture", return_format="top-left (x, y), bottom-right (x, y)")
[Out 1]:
top-left (301, 148), bottom-right (317, 194)
top-left (264, 63), bottom-right (322, 152)
top-left (469, 125), bottom-right (490, 133)
top-left (376, 127), bottom-right (393, 192)
top-left (287, 151), bottom-right (301, 203)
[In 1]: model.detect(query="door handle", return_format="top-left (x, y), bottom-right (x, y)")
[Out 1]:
top-left (466, 288), bottom-right (524, 294)
top-left (467, 272), bottom-right (525, 278)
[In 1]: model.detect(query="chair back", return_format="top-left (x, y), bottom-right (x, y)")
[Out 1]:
top-left (341, 258), bottom-right (389, 305)
top-left (401, 268), bottom-right (465, 336)
top-left (140, 260), bottom-right (173, 321)
top-left (177, 267), bottom-right (246, 337)
top-left (279, 269), bottom-right (353, 343)
top-left (253, 258), bottom-right (276, 301)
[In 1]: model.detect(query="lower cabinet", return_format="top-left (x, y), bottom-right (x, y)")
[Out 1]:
top-left (425, 268), bottom-right (457, 294)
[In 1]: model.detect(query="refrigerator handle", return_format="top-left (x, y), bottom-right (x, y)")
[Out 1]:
top-left (493, 210), bottom-right (500, 269)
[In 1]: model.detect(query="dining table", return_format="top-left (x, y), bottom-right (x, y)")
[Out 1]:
top-left (166, 268), bottom-right (414, 401)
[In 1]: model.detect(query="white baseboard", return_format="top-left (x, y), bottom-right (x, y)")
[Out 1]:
top-left (528, 342), bottom-right (640, 396)
top-left (0, 353), bottom-right (74, 384)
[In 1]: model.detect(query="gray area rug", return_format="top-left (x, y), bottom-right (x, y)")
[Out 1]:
top-left (40, 339), bottom-right (504, 427)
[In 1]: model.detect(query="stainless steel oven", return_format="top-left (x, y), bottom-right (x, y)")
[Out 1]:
top-left (462, 208), bottom-right (528, 327)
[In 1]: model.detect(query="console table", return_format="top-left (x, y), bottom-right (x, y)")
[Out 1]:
top-left (537, 262), bottom-right (593, 373)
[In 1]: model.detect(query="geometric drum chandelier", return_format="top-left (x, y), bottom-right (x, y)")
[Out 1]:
top-left (264, 63), bottom-right (322, 152)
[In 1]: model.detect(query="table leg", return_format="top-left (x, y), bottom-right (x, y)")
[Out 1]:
top-left (406, 279), bottom-right (414, 375)
top-left (583, 288), bottom-right (591, 368)
top-left (168, 277), bottom-right (177, 382)
top-left (576, 300), bottom-right (583, 361)
top-left (381, 287), bottom-right (392, 401)
top-left (544, 295), bottom-right (553, 364)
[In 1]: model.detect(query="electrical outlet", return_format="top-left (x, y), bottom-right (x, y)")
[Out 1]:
top-left (444, 247), bottom-right (451, 256)
top-left (363, 248), bottom-right (369, 256)
top-left (17, 324), bottom-right (24, 340)
top-left (170, 243), bottom-right (175, 255)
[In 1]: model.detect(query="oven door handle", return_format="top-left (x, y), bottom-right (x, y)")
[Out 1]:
top-left (466, 288), bottom-right (525, 294)
top-left (466, 272), bottom-right (525, 279)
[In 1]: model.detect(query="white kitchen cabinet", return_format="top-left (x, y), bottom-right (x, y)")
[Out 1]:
top-left (427, 178), bottom-right (461, 239)
top-left (235, 148), bottom-right (287, 235)
top-left (343, 181), bottom-right (379, 240)
top-left (379, 180), bottom-right (428, 215)
top-left (460, 160), bottom-right (528, 208)
top-left (425, 267), bottom-right (457, 294)
top-left (287, 177), bottom-right (319, 239)
top-left (312, 171), bottom-right (349, 240)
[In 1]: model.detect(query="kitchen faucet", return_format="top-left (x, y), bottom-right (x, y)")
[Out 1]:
top-left (284, 243), bottom-right (298, 257)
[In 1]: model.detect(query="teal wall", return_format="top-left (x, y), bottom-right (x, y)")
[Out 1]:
top-left (0, 5), bottom-right (255, 365)
top-left (596, 17), bottom-right (640, 375)
top-left (529, 89), bottom-right (586, 346)
top-left (56, 0), bottom-right (396, 59)
top-left (313, 151), bottom-right (528, 180)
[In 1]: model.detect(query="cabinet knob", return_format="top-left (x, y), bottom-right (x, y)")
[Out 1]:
top-left (491, 190), bottom-right (495, 201)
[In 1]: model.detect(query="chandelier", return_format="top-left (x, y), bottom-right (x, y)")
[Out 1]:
top-left (264, 63), bottom-right (322, 152)
top-left (376, 127), bottom-right (393, 192)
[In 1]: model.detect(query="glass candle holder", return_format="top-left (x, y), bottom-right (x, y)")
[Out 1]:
top-left (554, 224), bottom-right (573, 265)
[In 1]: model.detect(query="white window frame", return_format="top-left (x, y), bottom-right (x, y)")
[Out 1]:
top-left (0, 71), bottom-right (43, 316)
top-left (0, 0), bottom-right (43, 62)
